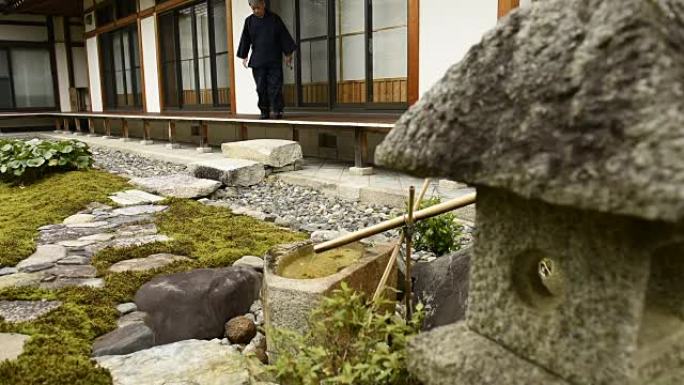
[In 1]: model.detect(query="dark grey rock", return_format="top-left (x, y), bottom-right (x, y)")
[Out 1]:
top-left (412, 248), bottom-right (471, 330)
top-left (91, 323), bottom-right (155, 357)
top-left (375, 0), bottom-right (684, 223)
top-left (134, 267), bottom-right (262, 345)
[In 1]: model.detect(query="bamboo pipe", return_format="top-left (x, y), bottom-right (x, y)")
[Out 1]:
top-left (372, 179), bottom-right (431, 302)
top-left (405, 186), bottom-right (415, 319)
top-left (314, 191), bottom-right (477, 253)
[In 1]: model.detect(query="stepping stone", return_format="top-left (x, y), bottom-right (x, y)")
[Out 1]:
top-left (92, 323), bottom-right (155, 357)
top-left (0, 300), bottom-right (62, 323)
top-left (39, 278), bottom-right (105, 290)
top-left (221, 139), bottom-right (303, 167)
top-left (115, 223), bottom-right (158, 238)
top-left (108, 235), bottom-right (171, 250)
top-left (94, 339), bottom-right (252, 385)
top-left (58, 239), bottom-right (96, 248)
top-left (117, 311), bottom-right (148, 328)
top-left (110, 190), bottom-right (165, 207)
top-left (0, 267), bottom-right (17, 276)
top-left (130, 174), bottom-right (222, 199)
top-left (0, 272), bottom-right (45, 290)
top-left (16, 245), bottom-right (67, 273)
top-left (66, 221), bottom-right (109, 229)
top-left (112, 205), bottom-right (168, 217)
top-left (189, 159), bottom-right (265, 187)
top-left (63, 214), bottom-right (96, 225)
top-left (79, 233), bottom-right (116, 242)
top-left (116, 303), bottom-right (138, 316)
top-left (233, 256), bottom-right (264, 272)
top-left (0, 333), bottom-right (30, 361)
top-left (109, 254), bottom-right (191, 273)
top-left (43, 265), bottom-right (97, 279)
top-left (57, 255), bottom-right (90, 265)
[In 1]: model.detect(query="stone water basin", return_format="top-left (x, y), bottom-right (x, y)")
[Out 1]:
top-left (263, 240), bottom-right (395, 358)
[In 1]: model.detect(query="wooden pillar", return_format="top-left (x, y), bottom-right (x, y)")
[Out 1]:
top-left (87, 118), bottom-right (96, 136)
top-left (196, 120), bottom-right (211, 153)
top-left (54, 118), bottom-right (62, 133)
top-left (292, 125), bottom-right (299, 142)
top-left (239, 123), bottom-right (248, 141)
top-left (121, 118), bottom-right (130, 141)
top-left (498, 0), bottom-right (520, 19)
top-left (141, 120), bottom-right (153, 145)
top-left (63, 118), bottom-right (70, 133)
top-left (166, 120), bottom-right (181, 149)
top-left (104, 118), bottom-right (112, 138)
top-left (74, 117), bottom-right (83, 134)
top-left (351, 127), bottom-right (373, 175)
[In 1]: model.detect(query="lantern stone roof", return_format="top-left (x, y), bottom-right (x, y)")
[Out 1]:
top-left (376, 0), bottom-right (684, 222)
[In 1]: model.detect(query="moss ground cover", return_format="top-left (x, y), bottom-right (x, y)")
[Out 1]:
top-left (0, 174), bottom-right (306, 385)
top-left (0, 170), bottom-right (130, 267)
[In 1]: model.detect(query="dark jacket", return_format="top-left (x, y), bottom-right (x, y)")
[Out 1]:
top-left (236, 10), bottom-right (296, 68)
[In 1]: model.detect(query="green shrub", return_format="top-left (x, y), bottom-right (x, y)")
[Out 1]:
top-left (412, 197), bottom-right (463, 256)
top-left (0, 139), bottom-right (93, 182)
top-left (268, 283), bottom-right (424, 385)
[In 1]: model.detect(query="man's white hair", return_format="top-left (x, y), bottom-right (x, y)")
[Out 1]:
top-left (248, 0), bottom-right (264, 6)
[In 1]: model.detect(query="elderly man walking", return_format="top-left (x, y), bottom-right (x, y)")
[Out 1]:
top-left (237, 0), bottom-right (296, 119)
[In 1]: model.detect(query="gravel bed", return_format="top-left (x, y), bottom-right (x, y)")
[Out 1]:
top-left (91, 147), bottom-right (188, 178)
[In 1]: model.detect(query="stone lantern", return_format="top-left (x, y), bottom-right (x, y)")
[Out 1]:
top-left (375, 0), bottom-right (684, 384)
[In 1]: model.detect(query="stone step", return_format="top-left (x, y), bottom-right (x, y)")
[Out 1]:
top-left (189, 159), bottom-right (265, 187)
top-left (221, 139), bottom-right (303, 168)
top-left (129, 174), bottom-right (222, 199)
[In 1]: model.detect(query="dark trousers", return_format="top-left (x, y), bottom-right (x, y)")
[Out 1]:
top-left (252, 63), bottom-right (284, 114)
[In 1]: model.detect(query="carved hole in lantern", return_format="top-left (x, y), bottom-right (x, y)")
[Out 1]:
top-left (513, 249), bottom-right (564, 310)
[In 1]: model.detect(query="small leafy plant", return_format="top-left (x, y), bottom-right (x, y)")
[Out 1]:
top-left (412, 197), bottom-right (464, 256)
top-left (0, 138), bottom-right (93, 182)
top-left (268, 283), bottom-right (424, 385)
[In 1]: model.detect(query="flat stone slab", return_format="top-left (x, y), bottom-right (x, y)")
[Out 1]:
top-left (92, 323), bottom-right (155, 357)
top-left (66, 221), bottom-right (109, 229)
top-left (189, 159), bottom-right (265, 187)
top-left (109, 254), bottom-right (191, 273)
top-left (112, 205), bottom-right (168, 217)
top-left (79, 233), bottom-right (116, 243)
top-left (0, 272), bottom-right (45, 289)
top-left (16, 245), bottom-right (67, 272)
top-left (63, 213), bottom-right (96, 225)
top-left (0, 333), bottom-right (30, 361)
top-left (57, 255), bottom-right (90, 265)
top-left (116, 303), bottom-right (138, 316)
top-left (110, 190), bottom-right (165, 207)
top-left (0, 300), bottom-right (62, 323)
top-left (117, 311), bottom-right (148, 328)
top-left (108, 235), bottom-right (172, 250)
top-left (130, 174), bottom-right (221, 199)
top-left (0, 267), bottom-right (17, 276)
top-left (43, 265), bottom-right (98, 279)
top-left (95, 339), bottom-right (252, 385)
top-left (233, 256), bottom-right (264, 272)
top-left (221, 139), bottom-right (303, 168)
top-left (58, 239), bottom-right (96, 248)
top-left (39, 277), bottom-right (105, 290)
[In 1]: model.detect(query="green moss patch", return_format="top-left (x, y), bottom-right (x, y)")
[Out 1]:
top-left (0, 170), bottom-right (129, 267)
top-left (0, 182), bottom-right (306, 385)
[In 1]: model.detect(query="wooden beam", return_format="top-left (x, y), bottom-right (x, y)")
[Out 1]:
top-left (498, 0), bottom-right (520, 19)
top-left (143, 120), bottom-right (152, 141)
top-left (54, 117), bottom-right (62, 132)
top-left (121, 118), bottom-right (129, 140)
top-left (104, 118), bottom-right (112, 137)
top-left (226, 0), bottom-right (237, 114)
top-left (354, 127), bottom-right (364, 168)
top-left (407, 0), bottom-right (420, 106)
top-left (167, 120), bottom-right (177, 146)
top-left (88, 118), bottom-right (96, 136)
top-left (197, 121), bottom-right (211, 152)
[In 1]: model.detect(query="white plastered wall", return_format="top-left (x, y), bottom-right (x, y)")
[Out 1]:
top-left (418, 0), bottom-right (498, 97)
top-left (141, 16), bottom-right (161, 113)
top-left (86, 37), bottom-right (103, 112)
top-left (231, 1), bottom-right (259, 114)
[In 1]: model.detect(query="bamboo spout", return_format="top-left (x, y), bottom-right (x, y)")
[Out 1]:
top-left (313, 192), bottom-right (477, 253)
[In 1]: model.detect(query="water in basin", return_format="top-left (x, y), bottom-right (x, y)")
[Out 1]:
top-left (278, 242), bottom-right (364, 279)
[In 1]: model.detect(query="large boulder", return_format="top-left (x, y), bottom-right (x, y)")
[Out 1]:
top-left (376, 0), bottom-right (684, 223)
top-left (189, 159), bottom-right (265, 187)
top-left (221, 139), bottom-right (303, 168)
top-left (134, 267), bottom-right (262, 344)
top-left (129, 174), bottom-right (222, 199)
top-left (91, 323), bottom-right (155, 357)
top-left (412, 248), bottom-right (471, 330)
top-left (95, 339), bottom-right (253, 385)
